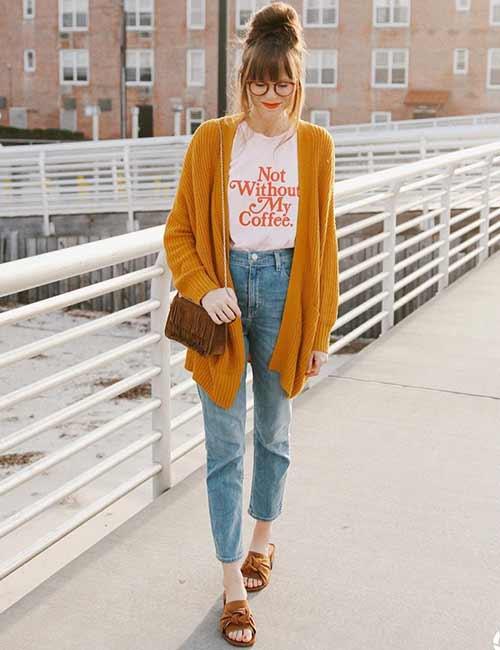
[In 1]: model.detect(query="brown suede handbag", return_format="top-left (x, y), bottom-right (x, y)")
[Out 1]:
top-left (164, 120), bottom-right (229, 356)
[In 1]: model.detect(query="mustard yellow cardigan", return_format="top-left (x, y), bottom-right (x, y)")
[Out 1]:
top-left (163, 111), bottom-right (339, 410)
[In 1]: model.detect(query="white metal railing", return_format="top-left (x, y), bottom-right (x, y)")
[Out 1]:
top-left (1, 118), bottom-right (500, 237)
top-left (331, 111), bottom-right (500, 133)
top-left (0, 139), bottom-right (500, 580)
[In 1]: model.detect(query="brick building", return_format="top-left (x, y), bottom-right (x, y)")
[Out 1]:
top-left (0, 0), bottom-right (499, 140)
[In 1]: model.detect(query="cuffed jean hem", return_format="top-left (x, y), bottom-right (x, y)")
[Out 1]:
top-left (247, 506), bottom-right (283, 522)
top-left (217, 553), bottom-right (246, 564)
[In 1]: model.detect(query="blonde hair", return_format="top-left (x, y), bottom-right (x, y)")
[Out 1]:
top-left (228, 2), bottom-right (307, 152)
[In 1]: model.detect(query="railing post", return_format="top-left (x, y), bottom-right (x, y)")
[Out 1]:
top-left (123, 144), bottom-right (135, 233)
top-left (437, 163), bottom-right (456, 293)
top-left (478, 153), bottom-right (494, 265)
top-left (39, 151), bottom-right (53, 237)
top-left (150, 248), bottom-right (173, 496)
top-left (380, 180), bottom-right (402, 335)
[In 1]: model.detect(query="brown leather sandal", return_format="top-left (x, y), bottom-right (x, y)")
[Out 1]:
top-left (220, 591), bottom-right (257, 647)
top-left (240, 542), bottom-right (276, 592)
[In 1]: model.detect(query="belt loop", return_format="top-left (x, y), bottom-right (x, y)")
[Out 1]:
top-left (274, 250), bottom-right (281, 271)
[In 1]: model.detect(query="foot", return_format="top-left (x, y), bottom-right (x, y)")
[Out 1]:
top-left (223, 575), bottom-right (253, 644)
top-left (242, 543), bottom-right (272, 590)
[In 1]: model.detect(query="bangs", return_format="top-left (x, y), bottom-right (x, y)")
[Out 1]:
top-left (245, 45), bottom-right (296, 81)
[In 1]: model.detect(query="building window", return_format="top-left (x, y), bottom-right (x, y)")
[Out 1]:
top-left (59, 0), bottom-right (88, 31)
top-left (372, 111), bottom-right (392, 123)
top-left (126, 49), bottom-right (154, 85)
top-left (60, 49), bottom-right (89, 84)
top-left (23, 0), bottom-right (35, 19)
top-left (487, 49), bottom-right (500, 87)
top-left (305, 49), bottom-right (337, 86)
top-left (186, 107), bottom-right (204, 134)
top-left (491, 0), bottom-right (500, 24)
top-left (373, 0), bottom-right (410, 26)
top-left (304, 0), bottom-right (338, 27)
top-left (187, 49), bottom-right (205, 86)
top-left (60, 108), bottom-right (77, 131)
top-left (453, 48), bottom-right (469, 74)
top-left (310, 110), bottom-right (331, 127)
top-left (372, 49), bottom-right (408, 86)
top-left (456, 0), bottom-right (471, 10)
top-left (24, 49), bottom-right (36, 72)
top-left (187, 0), bottom-right (205, 28)
top-left (125, 0), bottom-right (154, 30)
top-left (236, 0), bottom-right (269, 30)
top-left (9, 107), bottom-right (28, 129)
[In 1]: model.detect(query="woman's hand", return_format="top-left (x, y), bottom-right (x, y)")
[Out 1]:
top-left (305, 350), bottom-right (328, 377)
top-left (201, 287), bottom-right (241, 324)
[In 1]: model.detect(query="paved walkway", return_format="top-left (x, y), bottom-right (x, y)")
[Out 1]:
top-left (1, 254), bottom-right (500, 649)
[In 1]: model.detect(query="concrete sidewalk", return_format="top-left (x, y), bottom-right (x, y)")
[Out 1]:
top-left (1, 254), bottom-right (500, 649)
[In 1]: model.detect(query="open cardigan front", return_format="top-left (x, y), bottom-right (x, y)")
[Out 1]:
top-left (163, 111), bottom-right (339, 410)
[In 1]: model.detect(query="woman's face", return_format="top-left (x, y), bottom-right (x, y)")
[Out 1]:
top-left (247, 67), bottom-right (296, 120)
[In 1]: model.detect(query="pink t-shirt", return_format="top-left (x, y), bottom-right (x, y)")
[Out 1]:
top-left (227, 120), bottom-right (299, 251)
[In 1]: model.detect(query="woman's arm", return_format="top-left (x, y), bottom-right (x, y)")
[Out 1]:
top-left (163, 125), bottom-right (220, 305)
top-left (312, 130), bottom-right (340, 353)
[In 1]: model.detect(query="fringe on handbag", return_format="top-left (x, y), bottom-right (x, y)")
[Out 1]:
top-left (164, 119), bottom-right (230, 357)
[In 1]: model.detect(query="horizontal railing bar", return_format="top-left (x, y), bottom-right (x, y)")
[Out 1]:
top-left (394, 223), bottom-right (444, 253)
top-left (338, 270), bottom-right (389, 303)
top-left (0, 431), bottom-right (162, 540)
top-left (394, 240), bottom-right (445, 273)
top-left (0, 300), bottom-right (160, 369)
top-left (0, 463), bottom-right (162, 581)
top-left (395, 206), bottom-right (444, 234)
top-left (0, 399), bottom-right (161, 496)
top-left (449, 232), bottom-right (484, 258)
top-left (332, 290), bottom-right (389, 330)
top-left (0, 267), bottom-right (163, 323)
top-left (448, 245), bottom-right (486, 273)
top-left (328, 310), bottom-right (389, 354)
top-left (0, 367), bottom-right (160, 454)
top-left (340, 251), bottom-right (390, 281)
top-left (394, 256), bottom-right (445, 292)
top-left (335, 190), bottom-right (393, 215)
top-left (449, 216), bottom-right (485, 241)
top-left (393, 272), bottom-right (444, 311)
top-left (0, 225), bottom-right (165, 296)
top-left (0, 333), bottom-right (160, 410)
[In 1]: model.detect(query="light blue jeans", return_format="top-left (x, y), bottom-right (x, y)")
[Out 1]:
top-left (196, 247), bottom-right (294, 563)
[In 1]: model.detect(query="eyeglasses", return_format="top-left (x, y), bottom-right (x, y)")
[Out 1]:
top-left (246, 80), bottom-right (297, 97)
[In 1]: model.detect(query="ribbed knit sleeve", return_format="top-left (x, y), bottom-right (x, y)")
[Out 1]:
top-left (163, 126), bottom-right (220, 305)
top-left (312, 130), bottom-right (340, 353)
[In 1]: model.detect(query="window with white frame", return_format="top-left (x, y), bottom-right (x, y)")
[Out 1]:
top-left (60, 108), bottom-right (77, 132)
top-left (372, 49), bottom-right (408, 86)
top-left (24, 49), bottom-right (36, 72)
top-left (373, 0), bottom-right (410, 26)
top-left (487, 49), bottom-right (500, 87)
top-left (491, 0), bottom-right (500, 24)
top-left (305, 49), bottom-right (337, 86)
top-left (453, 48), bottom-right (469, 74)
top-left (371, 111), bottom-right (392, 123)
top-left (188, 0), bottom-right (205, 28)
top-left (304, 0), bottom-right (338, 27)
top-left (9, 107), bottom-right (28, 129)
top-left (456, 0), bottom-right (471, 10)
top-left (310, 110), bottom-right (331, 127)
top-left (23, 0), bottom-right (35, 19)
top-left (59, 0), bottom-right (88, 30)
top-left (187, 107), bottom-right (204, 134)
top-left (60, 49), bottom-right (89, 84)
top-left (126, 49), bottom-right (154, 84)
top-left (125, 0), bottom-right (154, 30)
top-left (236, 0), bottom-right (269, 30)
top-left (187, 49), bottom-right (205, 86)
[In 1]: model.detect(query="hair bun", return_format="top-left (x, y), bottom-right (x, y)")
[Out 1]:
top-left (245, 2), bottom-right (301, 49)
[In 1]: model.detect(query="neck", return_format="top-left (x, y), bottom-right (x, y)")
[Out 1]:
top-left (245, 110), bottom-right (292, 137)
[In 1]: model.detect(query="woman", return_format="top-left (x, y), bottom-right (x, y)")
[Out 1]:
top-left (164, 2), bottom-right (339, 646)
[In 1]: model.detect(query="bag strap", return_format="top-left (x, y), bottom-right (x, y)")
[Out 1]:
top-left (217, 119), bottom-right (228, 291)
